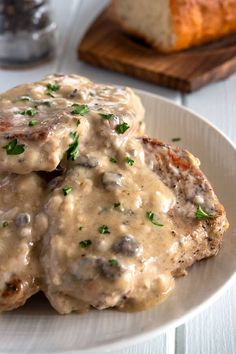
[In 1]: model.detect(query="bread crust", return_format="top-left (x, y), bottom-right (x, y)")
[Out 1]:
top-left (170, 0), bottom-right (236, 52)
top-left (112, 0), bottom-right (236, 53)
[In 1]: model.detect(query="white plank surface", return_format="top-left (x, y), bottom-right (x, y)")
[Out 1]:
top-left (180, 75), bottom-right (236, 354)
top-left (177, 285), bottom-right (236, 354)
top-left (0, 1), bottom-right (235, 354)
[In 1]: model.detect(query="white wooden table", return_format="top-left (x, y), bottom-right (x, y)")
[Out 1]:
top-left (1, 1), bottom-right (236, 353)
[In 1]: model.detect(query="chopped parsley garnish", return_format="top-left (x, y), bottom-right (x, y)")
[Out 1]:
top-left (66, 133), bottom-right (79, 161)
top-left (113, 202), bottom-right (121, 208)
top-left (47, 83), bottom-right (60, 91)
top-left (146, 211), bottom-right (164, 227)
top-left (46, 82), bottom-right (60, 97)
top-left (172, 137), bottom-right (181, 142)
top-left (124, 157), bottom-right (134, 166)
top-left (2, 221), bottom-right (9, 227)
top-left (71, 104), bottom-right (89, 116)
top-left (19, 107), bottom-right (37, 116)
top-left (28, 119), bottom-right (38, 127)
top-left (19, 96), bottom-right (31, 101)
top-left (69, 131), bottom-right (77, 139)
top-left (108, 259), bottom-right (118, 267)
top-left (99, 113), bottom-right (114, 120)
top-left (79, 239), bottom-right (92, 248)
top-left (76, 120), bottom-right (81, 126)
top-left (3, 139), bottom-right (25, 155)
top-left (98, 225), bottom-right (110, 234)
top-left (62, 186), bottom-right (72, 196)
top-left (38, 100), bottom-right (51, 107)
top-left (195, 206), bottom-right (214, 220)
top-left (115, 122), bottom-right (130, 134)
top-left (110, 157), bottom-right (117, 163)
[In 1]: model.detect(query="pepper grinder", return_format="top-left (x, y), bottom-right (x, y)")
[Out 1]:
top-left (0, 0), bottom-right (57, 67)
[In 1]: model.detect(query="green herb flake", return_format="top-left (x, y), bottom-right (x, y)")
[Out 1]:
top-left (71, 104), bottom-right (89, 116)
top-left (99, 113), bottom-right (114, 120)
top-left (2, 221), bottom-right (9, 227)
top-left (108, 259), bottom-right (118, 267)
top-left (28, 119), bottom-right (38, 127)
top-left (76, 120), bottom-right (81, 126)
top-left (146, 211), bottom-right (164, 227)
top-left (46, 82), bottom-right (60, 97)
top-left (3, 139), bottom-right (25, 155)
top-left (62, 186), bottom-right (73, 196)
top-left (110, 157), bottom-right (117, 163)
top-left (195, 206), bottom-right (214, 220)
top-left (69, 131), bottom-right (77, 140)
top-left (46, 83), bottom-right (60, 91)
top-left (113, 202), bottom-right (121, 209)
top-left (98, 224), bottom-right (110, 234)
top-left (115, 122), bottom-right (130, 134)
top-left (171, 137), bottom-right (181, 142)
top-left (47, 91), bottom-right (55, 98)
top-left (124, 157), bottom-right (134, 166)
top-left (66, 133), bottom-right (79, 161)
top-left (79, 239), bottom-right (92, 248)
top-left (39, 100), bottom-right (51, 107)
top-left (19, 107), bottom-right (37, 117)
top-left (19, 96), bottom-right (31, 102)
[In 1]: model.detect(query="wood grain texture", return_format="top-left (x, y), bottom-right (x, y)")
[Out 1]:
top-left (78, 8), bottom-right (236, 93)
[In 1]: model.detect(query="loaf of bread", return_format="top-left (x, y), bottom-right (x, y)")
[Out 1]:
top-left (112, 0), bottom-right (236, 53)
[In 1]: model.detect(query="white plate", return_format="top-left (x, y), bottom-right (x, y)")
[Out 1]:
top-left (1, 90), bottom-right (236, 354)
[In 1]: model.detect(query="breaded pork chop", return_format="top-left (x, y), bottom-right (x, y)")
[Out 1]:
top-left (40, 137), bottom-right (228, 314)
top-left (0, 74), bottom-right (144, 174)
top-left (0, 173), bottom-right (46, 311)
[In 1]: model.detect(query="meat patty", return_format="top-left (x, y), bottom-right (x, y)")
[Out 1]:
top-left (141, 137), bottom-right (229, 277)
top-left (0, 173), bottom-right (47, 311)
top-left (40, 137), bottom-right (228, 314)
top-left (0, 74), bottom-right (144, 174)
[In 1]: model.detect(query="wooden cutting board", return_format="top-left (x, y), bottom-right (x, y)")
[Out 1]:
top-left (78, 8), bottom-right (236, 93)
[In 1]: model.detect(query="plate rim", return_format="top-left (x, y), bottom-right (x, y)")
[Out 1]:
top-left (135, 88), bottom-right (236, 152)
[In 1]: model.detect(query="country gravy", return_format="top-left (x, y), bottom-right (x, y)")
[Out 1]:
top-left (0, 74), bottom-right (144, 174)
top-left (0, 74), bottom-right (218, 314)
top-left (41, 136), bottom-right (178, 313)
